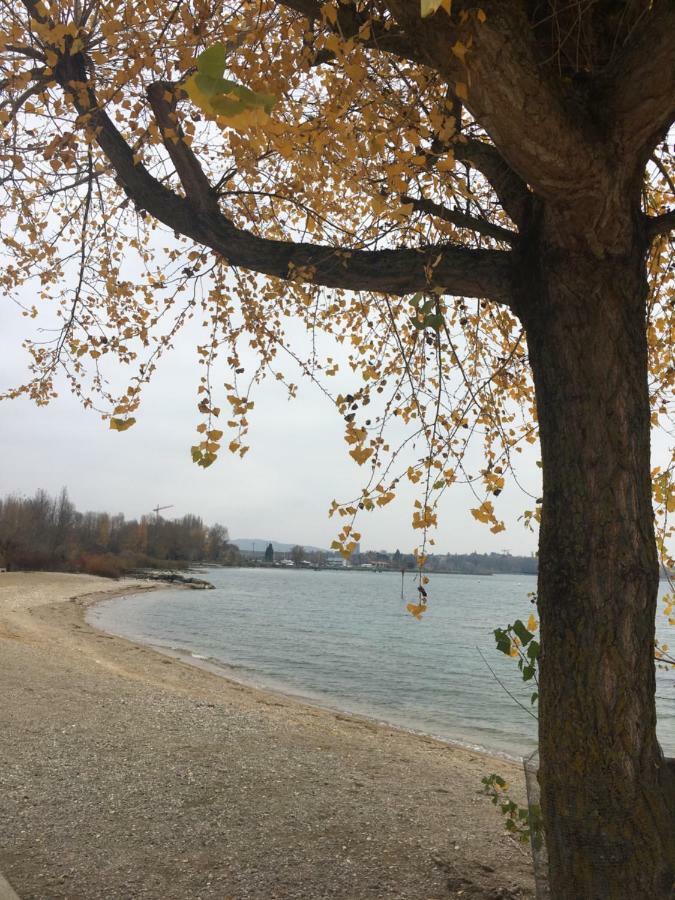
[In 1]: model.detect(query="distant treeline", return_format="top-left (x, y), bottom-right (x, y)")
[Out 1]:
top-left (387, 550), bottom-right (537, 575)
top-left (425, 552), bottom-right (537, 575)
top-left (0, 489), bottom-right (241, 578)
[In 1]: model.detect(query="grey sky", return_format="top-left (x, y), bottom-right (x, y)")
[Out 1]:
top-left (3, 286), bottom-right (672, 556)
top-left (1, 280), bottom-right (548, 555)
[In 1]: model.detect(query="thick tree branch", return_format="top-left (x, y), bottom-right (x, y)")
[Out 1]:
top-left (604, 3), bottom-right (675, 160)
top-left (453, 139), bottom-right (530, 228)
top-left (146, 82), bottom-right (218, 214)
top-left (646, 210), bottom-right (675, 240)
top-left (54, 54), bottom-right (513, 306)
top-left (384, 1), bottom-right (601, 203)
top-left (275, 0), bottom-right (424, 66)
top-left (400, 192), bottom-right (516, 244)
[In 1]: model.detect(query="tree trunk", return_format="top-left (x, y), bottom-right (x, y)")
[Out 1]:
top-left (518, 209), bottom-right (675, 899)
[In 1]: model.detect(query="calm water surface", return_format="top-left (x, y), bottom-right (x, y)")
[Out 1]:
top-left (89, 568), bottom-right (675, 758)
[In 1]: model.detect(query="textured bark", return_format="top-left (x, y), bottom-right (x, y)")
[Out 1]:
top-left (517, 208), bottom-right (675, 899)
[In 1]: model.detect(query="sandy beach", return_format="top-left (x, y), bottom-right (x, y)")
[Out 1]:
top-left (0, 572), bottom-right (535, 899)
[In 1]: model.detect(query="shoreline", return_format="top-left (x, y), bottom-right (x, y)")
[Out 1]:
top-left (0, 572), bottom-right (535, 899)
top-left (87, 587), bottom-right (526, 766)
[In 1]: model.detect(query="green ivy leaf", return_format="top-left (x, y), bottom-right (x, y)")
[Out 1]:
top-left (512, 618), bottom-right (534, 646)
top-left (527, 639), bottom-right (540, 660)
top-left (494, 627), bottom-right (512, 655)
top-left (425, 313), bottom-right (444, 331)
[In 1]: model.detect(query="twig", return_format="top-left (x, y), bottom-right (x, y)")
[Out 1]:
top-left (476, 645), bottom-right (538, 720)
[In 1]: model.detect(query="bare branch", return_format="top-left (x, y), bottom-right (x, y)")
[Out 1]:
top-left (413, 129), bottom-right (529, 229)
top-left (0, 76), bottom-right (49, 122)
top-left (400, 192), bottom-right (517, 244)
top-left (3, 44), bottom-right (45, 62)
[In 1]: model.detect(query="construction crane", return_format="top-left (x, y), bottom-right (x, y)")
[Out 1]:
top-left (152, 504), bottom-right (173, 522)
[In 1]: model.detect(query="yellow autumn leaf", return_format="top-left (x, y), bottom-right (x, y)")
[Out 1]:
top-left (321, 3), bottom-right (338, 25)
top-left (376, 491), bottom-right (395, 507)
top-left (349, 445), bottom-right (374, 465)
top-left (406, 602), bottom-right (427, 620)
top-left (527, 614), bottom-right (538, 632)
top-left (452, 41), bottom-right (469, 64)
top-left (471, 501), bottom-right (495, 523)
top-left (421, 0), bottom-right (452, 17)
top-left (109, 417), bottom-right (136, 432)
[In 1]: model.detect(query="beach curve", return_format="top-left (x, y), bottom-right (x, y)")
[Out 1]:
top-left (0, 572), bottom-right (535, 899)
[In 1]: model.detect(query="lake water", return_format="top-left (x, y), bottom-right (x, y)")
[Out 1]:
top-left (89, 568), bottom-right (675, 759)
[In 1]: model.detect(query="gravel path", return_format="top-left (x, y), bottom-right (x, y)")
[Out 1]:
top-left (0, 573), bottom-right (535, 900)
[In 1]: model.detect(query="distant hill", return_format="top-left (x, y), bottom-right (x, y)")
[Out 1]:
top-left (232, 539), bottom-right (329, 553)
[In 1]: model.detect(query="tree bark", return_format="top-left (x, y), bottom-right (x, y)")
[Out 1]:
top-left (518, 208), bottom-right (675, 899)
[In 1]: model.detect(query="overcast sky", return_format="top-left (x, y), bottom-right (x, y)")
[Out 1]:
top-left (3, 281), bottom-right (671, 557)
top-left (0, 275), bottom-right (551, 556)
